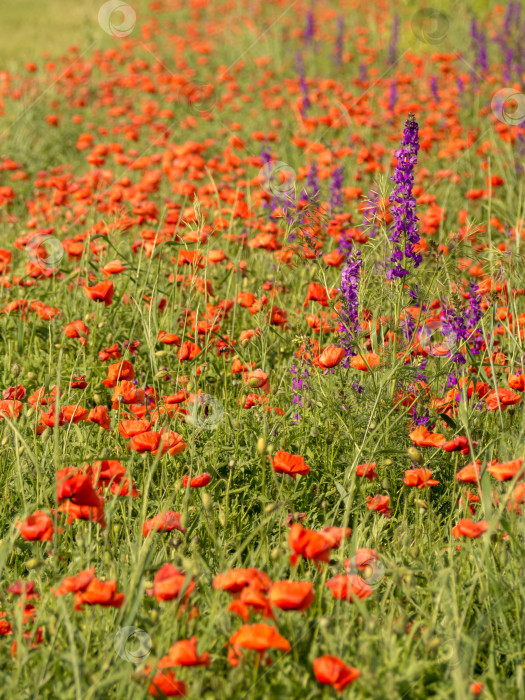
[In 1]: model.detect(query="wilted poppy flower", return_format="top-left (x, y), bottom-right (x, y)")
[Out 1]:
top-left (143, 511), bottom-right (185, 536)
top-left (147, 563), bottom-right (195, 602)
top-left (289, 524), bottom-right (332, 566)
top-left (272, 451), bottom-right (310, 480)
top-left (313, 655), bottom-right (360, 693)
top-left (268, 581), bottom-right (314, 611)
top-left (452, 518), bottom-right (489, 539)
top-left (487, 457), bottom-right (523, 481)
top-left (326, 574), bottom-right (372, 601)
top-left (403, 468), bottom-right (439, 488)
top-left (485, 388), bottom-right (522, 411)
top-left (82, 280), bottom-right (114, 306)
top-left (182, 473), bottom-right (211, 488)
top-left (16, 511), bottom-right (54, 541)
top-left (158, 636), bottom-right (210, 668)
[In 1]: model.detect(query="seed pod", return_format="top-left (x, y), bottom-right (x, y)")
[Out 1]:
top-left (408, 447), bottom-right (423, 464)
top-left (202, 493), bottom-right (213, 511)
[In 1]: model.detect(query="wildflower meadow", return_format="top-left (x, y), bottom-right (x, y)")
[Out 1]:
top-left (0, 0), bottom-right (524, 697)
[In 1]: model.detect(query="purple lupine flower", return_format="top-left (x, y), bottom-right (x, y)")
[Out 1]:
top-left (334, 15), bottom-right (344, 66)
top-left (296, 51), bottom-right (310, 117)
top-left (430, 76), bottom-right (439, 102)
top-left (388, 81), bottom-right (397, 115)
top-left (338, 247), bottom-right (362, 361)
top-left (470, 19), bottom-right (488, 76)
top-left (329, 166), bottom-right (344, 215)
top-left (290, 343), bottom-right (314, 422)
top-left (386, 113), bottom-right (421, 280)
top-left (388, 15), bottom-right (399, 65)
top-left (457, 76), bottom-right (465, 94)
top-left (304, 161), bottom-right (320, 201)
top-left (358, 62), bottom-right (368, 82)
top-left (304, 10), bottom-right (315, 44)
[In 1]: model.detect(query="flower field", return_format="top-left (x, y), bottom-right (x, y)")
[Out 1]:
top-left (0, 0), bottom-right (524, 697)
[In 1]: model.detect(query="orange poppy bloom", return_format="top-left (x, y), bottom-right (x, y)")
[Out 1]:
top-left (142, 511), bottom-right (185, 537)
top-left (102, 360), bottom-right (135, 388)
top-left (229, 623), bottom-right (290, 662)
top-left (118, 419), bottom-right (152, 438)
top-left (82, 280), bottom-right (114, 306)
top-left (409, 426), bottom-right (445, 447)
top-left (63, 320), bottom-right (89, 346)
top-left (268, 581), bottom-right (314, 611)
top-left (508, 374), bottom-right (525, 392)
top-left (74, 578), bottom-right (125, 611)
top-left (316, 344), bottom-right (345, 369)
top-left (403, 468), bottom-right (439, 488)
top-left (54, 568), bottom-right (96, 596)
top-left (146, 563), bottom-right (195, 602)
top-left (16, 511), bottom-right (54, 541)
top-left (213, 568), bottom-right (271, 594)
top-left (56, 467), bottom-right (102, 508)
top-left (487, 457), bottom-right (523, 481)
top-left (356, 462), bottom-right (378, 480)
top-left (451, 518), bottom-right (489, 539)
top-left (148, 670), bottom-right (187, 697)
top-left (182, 473), bottom-right (211, 488)
top-left (326, 574), bottom-right (373, 602)
top-left (485, 388), bottom-right (522, 411)
top-left (272, 451), bottom-right (310, 480)
top-left (313, 655), bottom-right (361, 693)
top-left (87, 405), bottom-right (111, 430)
top-left (158, 636), bottom-right (210, 668)
top-left (349, 353), bottom-right (380, 371)
top-left (366, 494), bottom-right (391, 516)
top-left (289, 524), bottom-right (332, 566)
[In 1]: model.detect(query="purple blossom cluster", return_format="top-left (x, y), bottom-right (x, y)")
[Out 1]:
top-left (329, 166), bottom-right (344, 214)
top-left (338, 247), bottom-right (362, 362)
top-left (386, 113), bottom-right (421, 280)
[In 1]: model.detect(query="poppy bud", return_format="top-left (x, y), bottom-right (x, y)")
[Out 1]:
top-left (240, 338), bottom-right (250, 348)
top-left (427, 637), bottom-right (441, 652)
top-left (228, 458), bottom-right (235, 470)
top-left (267, 443), bottom-right (275, 455)
top-left (27, 371), bottom-right (36, 380)
top-left (202, 493), bottom-right (213, 511)
top-left (25, 558), bottom-right (43, 570)
top-left (408, 447), bottom-right (423, 464)
top-left (415, 499), bottom-right (428, 510)
top-left (41, 429), bottom-right (51, 442)
top-left (103, 551), bottom-right (112, 565)
top-left (98, 322), bottom-right (105, 329)
top-left (155, 350), bottom-right (167, 357)
top-left (381, 478), bottom-right (391, 490)
top-left (54, 343), bottom-right (61, 349)
top-left (231, 420), bottom-right (242, 431)
top-left (150, 609), bottom-right (158, 623)
top-left (155, 368), bottom-right (169, 380)
top-left (187, 381), bottom-right (194, 392)
top-left (248, 377), bottom-right (261, 388)
top-left (1, 436), bottom-right (7, 446)
top-left (180, 512), bottom-right (188, 530)
top-left (218, 508), bottom-right (227, 527)
top-left (264, 503), bottom-right (278, 513)
top-left (11, 363), bottom-right (21, 378)
top-left (271, 546), bottom-right (281, 560)
top-left (106, 333), bottom-right (112, 343)
top-left (256, 437), bottom-right (267, 455)
top-left (370, 421), bottom-right (377, 430)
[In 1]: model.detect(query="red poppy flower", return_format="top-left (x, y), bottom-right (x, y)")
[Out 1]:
top-left (181, 473), bottom-right (212, 488)
top-left (326, 574), bottom-right (373, 601)
top-left (272, 451), bottom-right (310, 480)
top-left (82, 280), bottom-right (114, 306)
top-left (485, 388), bottom-right (522, 411)
top-left (451, 518), bottom-right (489, 539)
top-left (143, 511), bottom-right (185, 536)
top-left (356, 462), bottom-right (378, 480)
top-left (16, 511), bottom-right (54, 541)
top-left (403, 468), bottom-right (439, 488)
top-left (487, 457), bottom-right (523, 481)
top-left (158, 636), bottom-right (210, 668)
top-left (213, 568), bottom-right (271, 594)
top-left (146, 564), bottom-right (195, 602)
top-left (409, 426), bottom-right (445, 447)
top-left (313, 655), bottom-right (360, 693)
top-left (289, 524), bottom-right (332, 566)
top-left (268, 581), bottom-right (314, 611)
